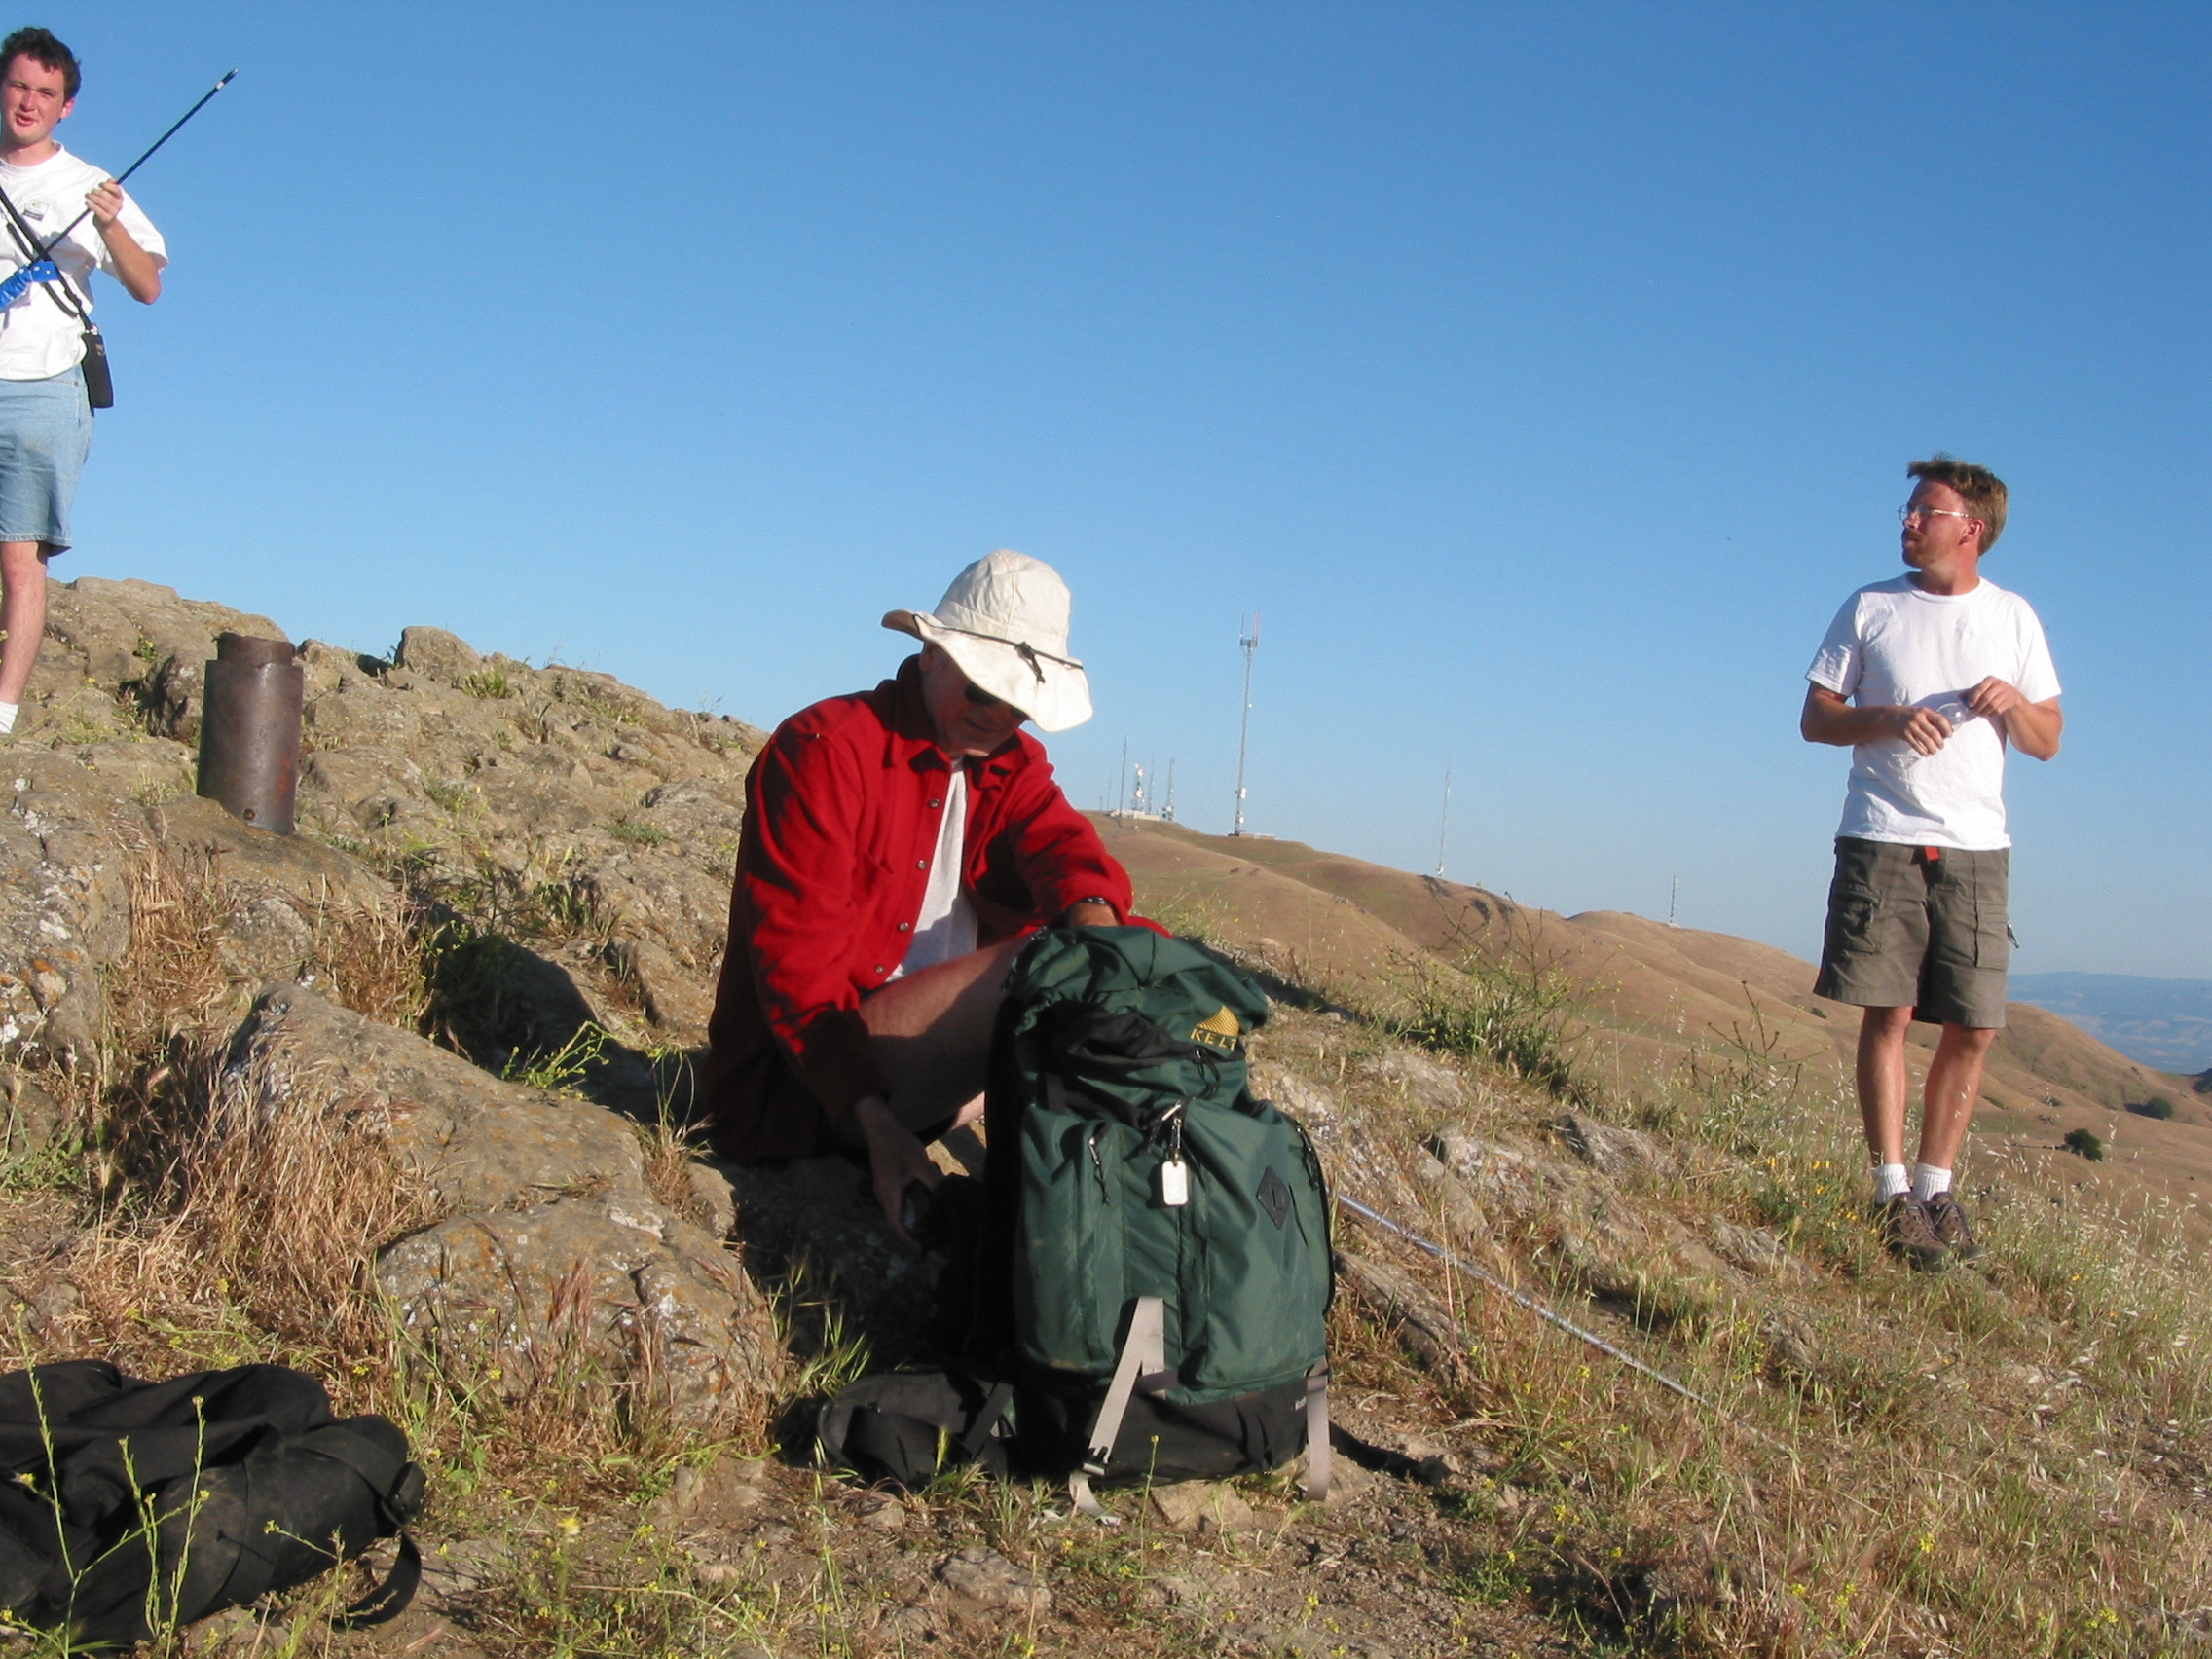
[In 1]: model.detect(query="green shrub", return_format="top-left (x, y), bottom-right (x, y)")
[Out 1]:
top-left (2127, 1096), bottom-right (2176, 1120)
top-left (2062, 1126), bottom-right (2105, 1161)
top-left (1395, 956), bottom-right (1589, 1103)
top-left (608, 814), bottom-right (672, 848)
top-left (461, 666), bottom-right (515, 699)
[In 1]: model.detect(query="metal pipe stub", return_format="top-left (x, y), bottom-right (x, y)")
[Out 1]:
top-left (196, 632), bottom-right (304, 834)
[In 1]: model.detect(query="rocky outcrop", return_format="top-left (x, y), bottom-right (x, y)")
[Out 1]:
top-left (18, 575), bottom-right (764, 1062)
top-left (227, 984), bottom-right (780, 1425)
top-left (1, 576), bottom-right (785, 1424)
top-left (1426, 1125), bottom-right (1755, 1318)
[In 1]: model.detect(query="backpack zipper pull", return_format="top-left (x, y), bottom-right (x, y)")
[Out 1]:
top-left (1160, 1105), bottom-right (1189, 1207)
top-left (1088, 1124), bottom-right (1112, 1203)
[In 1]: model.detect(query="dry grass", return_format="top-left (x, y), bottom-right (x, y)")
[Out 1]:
top-left (4, 842), bottom-right (732, 1548)
top-left (11, 836), bottom-right (2209, 1654)
top-left (1272, 974), bottom-right (2212, 1657)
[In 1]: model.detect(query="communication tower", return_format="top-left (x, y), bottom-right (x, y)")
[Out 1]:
top-left (1231, 614), bottom-right (1260, 835)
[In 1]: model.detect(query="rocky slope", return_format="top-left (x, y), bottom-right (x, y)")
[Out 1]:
top-left (0, 574), bottom-right (2200, 1657)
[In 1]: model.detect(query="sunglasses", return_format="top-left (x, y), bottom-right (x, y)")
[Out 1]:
top-left (962, 681), bottom-right (1024, 717)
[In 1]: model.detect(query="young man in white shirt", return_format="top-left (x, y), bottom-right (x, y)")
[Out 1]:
top-left (0, 27), bottom-right (166, 737)
top-left (1800, 457), bottom-right (2062, 1270)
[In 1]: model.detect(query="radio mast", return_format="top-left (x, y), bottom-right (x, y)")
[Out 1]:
top-left (1231, 614), bottom-right (1260, 835)
top-left (1435, 756), bottom-right (1452, 878)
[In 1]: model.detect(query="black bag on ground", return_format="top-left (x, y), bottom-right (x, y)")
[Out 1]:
top-left (0, 1360), bottom-right (424, 1649)
top-left (816, 1369), bottom-right (1015, 1490)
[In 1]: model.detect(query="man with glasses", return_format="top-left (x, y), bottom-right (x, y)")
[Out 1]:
top-left (700, 551), bottom-right (1133, 1240)
top-left (1800, 457), bottom-right (2062, 1270)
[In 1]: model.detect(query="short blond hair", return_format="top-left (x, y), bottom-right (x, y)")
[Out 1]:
top-left (1908, 455), bottom-right (2008, 552)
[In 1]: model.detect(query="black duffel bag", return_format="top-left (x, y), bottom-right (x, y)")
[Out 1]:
top-left (0, 1360), bottom-right (424, 1649)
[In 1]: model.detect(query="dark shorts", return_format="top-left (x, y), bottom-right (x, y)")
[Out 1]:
top-left (1814, 837), bottom-right (2010, 1028)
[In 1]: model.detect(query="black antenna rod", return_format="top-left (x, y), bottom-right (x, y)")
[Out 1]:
top-left (30, 69), bottom-right (236, 260)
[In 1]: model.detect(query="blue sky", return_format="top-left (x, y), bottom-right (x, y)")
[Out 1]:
top-left (37, 2), bottom-right (2209, 977)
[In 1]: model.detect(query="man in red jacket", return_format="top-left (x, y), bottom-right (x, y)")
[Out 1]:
top-left (701, 551), bottom-right (1131, 1240)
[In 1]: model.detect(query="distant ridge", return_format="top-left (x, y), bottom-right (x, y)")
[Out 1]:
top-left (2009, 973), bottom-right (2212, 1073)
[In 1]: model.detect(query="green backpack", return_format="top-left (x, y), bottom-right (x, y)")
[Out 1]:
top-left (982, 926), bottom-right (1334, 1518)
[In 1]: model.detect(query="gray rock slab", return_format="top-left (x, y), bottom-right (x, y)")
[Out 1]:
top-left (1547, 1112), bottom-right (1676, 1179)
top-left (394, 626), bottom-right (485, 688)
top-left (938, 1546), bottom-right (1050, 1611)
top-left (1363, 1048), bottom-right (1469, 1113)
top-left (220, 986), bottom-right (782, 1428)
top-left (228, 983), bottom-right (645, 1214)
top-left (1148, 1479), bottom-right (1262, 1533)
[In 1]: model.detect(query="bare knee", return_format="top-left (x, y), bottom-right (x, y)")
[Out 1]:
top-left (0, 542), bottom-right (48, 588)
top-left (1858, 1006), bottom-right (1912, 1048)
top-left (1936, 1023), bottom-right (1999, 1058)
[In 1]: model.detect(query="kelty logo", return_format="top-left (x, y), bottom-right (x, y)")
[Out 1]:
top-left (1189, 1005), bottom-right (1242, 1051)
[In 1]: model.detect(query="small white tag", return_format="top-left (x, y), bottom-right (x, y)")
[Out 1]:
top-left (1160, 1159), bottom-right (1189, 1207)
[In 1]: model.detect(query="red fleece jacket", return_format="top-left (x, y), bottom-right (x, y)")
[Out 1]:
top-left (700, 656), bottom-right (1132, 1161)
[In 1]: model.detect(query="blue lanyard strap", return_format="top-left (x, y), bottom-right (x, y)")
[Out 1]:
top-left (0, 260), bottom-right (62, 310)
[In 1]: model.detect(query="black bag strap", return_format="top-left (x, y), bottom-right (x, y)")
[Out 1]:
top-left (957, 1380), bottom-right (1015, 1461)
top-left (0, 182), bottom-right (91, 324)
top-left (331, 1535), bottom-right (421, 1630)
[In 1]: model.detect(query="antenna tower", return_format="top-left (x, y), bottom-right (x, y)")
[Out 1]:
top-left (1668, 875), bottom-right (1679, 929)
top-left (1162, 758), bottom-right (1177, 823)
top-left (1231, 613), bottom-right (1260, 835)
top-left (1435, 756), bottom-right (1452, 878)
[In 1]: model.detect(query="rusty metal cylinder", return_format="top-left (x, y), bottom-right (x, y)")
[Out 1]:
top-left (196, 632), bottom-right (304, 834)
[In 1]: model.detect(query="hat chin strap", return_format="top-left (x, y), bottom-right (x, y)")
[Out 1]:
top-left (931, 620), bottom-right (1082, 681)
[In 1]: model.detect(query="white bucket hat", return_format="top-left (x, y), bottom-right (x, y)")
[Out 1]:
top-left (883, 551), bottom-right (1093, 732)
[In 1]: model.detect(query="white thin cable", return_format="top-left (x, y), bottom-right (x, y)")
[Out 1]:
top-left (1337, 1193), bottom-right (1792, 1455)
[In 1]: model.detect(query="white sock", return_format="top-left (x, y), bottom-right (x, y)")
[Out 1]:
top-left (0, 702), bottom-right (16, 735)
top-left (1872, 1162), bottom-right (1910, 1203)
top-left (1913, 1163), bottom-right (1953, 1202)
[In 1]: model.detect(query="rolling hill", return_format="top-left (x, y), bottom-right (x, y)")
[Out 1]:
top-left (1094, 814), bottom-right (2212, 1233)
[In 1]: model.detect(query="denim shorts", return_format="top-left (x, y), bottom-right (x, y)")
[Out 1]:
top-left (1814, 837), bottom-right (2010, 1027)
top-left (0, 365), bottom-right (92, 551)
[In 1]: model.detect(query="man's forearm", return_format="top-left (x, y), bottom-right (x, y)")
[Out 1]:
top-left (94, 223), bottom-right (162, 304)
top-left (2001, 698), bottom-right (2063, 760)
top-left (1801, 689), bottom-right (1895, 746)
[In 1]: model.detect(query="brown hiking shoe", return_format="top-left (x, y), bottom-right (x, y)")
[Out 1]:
top-left (1877, 1195), bottom-right (1948, 1272)
top-left (1923, 1191), bottom-right (1986, 1263)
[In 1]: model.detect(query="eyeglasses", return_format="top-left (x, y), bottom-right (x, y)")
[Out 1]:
top-left (1899, 504), bottom-right (1978, 526)
top-left (962, 681), bottom-right (1023, 718)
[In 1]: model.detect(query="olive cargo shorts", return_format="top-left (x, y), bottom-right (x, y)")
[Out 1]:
top-left (1813, 837), bottom-right (2010, 1028)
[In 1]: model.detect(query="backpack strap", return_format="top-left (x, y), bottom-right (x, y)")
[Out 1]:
top-left (1070, 1295), bottom-right (1166, 1524)
top-left (1303, 1362), bottom-right (1331, 1501)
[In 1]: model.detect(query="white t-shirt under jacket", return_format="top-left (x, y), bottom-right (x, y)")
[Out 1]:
top-left (889, 766), bottom-right (978, 980)
top-left (1806, 574), bottom-right (2061, 852)
top-left (0, 146), bottom-right (167, 381)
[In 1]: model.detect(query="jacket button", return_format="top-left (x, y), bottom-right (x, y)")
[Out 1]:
top-left (898, 922), bottom-right (911, 932)
top-left (916, 859), bottom-right (928, 869)
top-left (928, 798), bottom-right (941, 809)
top-left (874, 966), bottom-right (885, 975)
